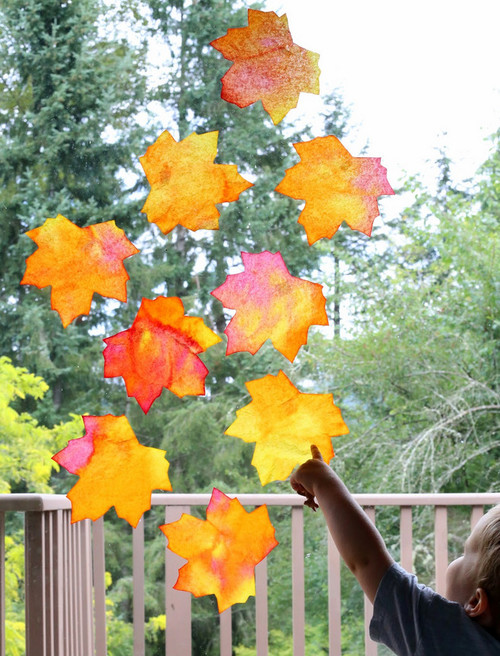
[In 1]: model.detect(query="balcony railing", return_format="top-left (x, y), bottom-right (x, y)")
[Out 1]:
top-left (1, 492), bottom-right (500, 656)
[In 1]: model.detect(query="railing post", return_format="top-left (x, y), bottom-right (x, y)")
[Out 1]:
top-left (25, 511), bottom-right (46, 655)
top-left (434, 506), bottom-right (448, 596)
top-left (220, 607), bottom-right (232, 656)
top-left (470, 505), bottom-right (484, 530)
top-left (363, 506), bottom-right (377, 656)
top-left (291, 505), bottom-right (305, 656)
top-left (93, 517), bottom-right (107, 656)
top-left (255, 557), bottom-right (269, 656)
top-left (81, 519), bottom-right (94, 654)
top-left (52, 510), bottom-right (64, 655)
top-left (165, 505), bottom-right (191, 656)
top-left (327, 534), bottom-right (342, 656)
top-left (400, 506), bottom-right (413, 573)
top-left (133, 516), bottom-right (145, 656)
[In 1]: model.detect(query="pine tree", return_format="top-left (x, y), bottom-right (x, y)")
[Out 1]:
top-left (0, 0), bottom-right (148, 422)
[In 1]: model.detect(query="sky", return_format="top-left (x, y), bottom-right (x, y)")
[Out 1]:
top-left (270, 0), bottom-right (499, 192)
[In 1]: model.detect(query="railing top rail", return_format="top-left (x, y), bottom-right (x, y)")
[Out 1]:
top-left (151, 492), bottom-right (500, 507)
top-left (1, 492), bottom-right (499, 513)
top-left (150, 493), bottom-right (306, 506)
top-left (353, 492), bottom-right (500, 506)
top-left (0, 493), bottom-right (72, 512)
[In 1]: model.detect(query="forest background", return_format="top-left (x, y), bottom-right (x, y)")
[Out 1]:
top-left (0, 0), bottom-right (498, 654)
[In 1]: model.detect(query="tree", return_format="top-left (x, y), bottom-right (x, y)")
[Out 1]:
top-left (300, 132), bottom-right (500, 495)
top-left (0, 0), bottom-right (148, 424)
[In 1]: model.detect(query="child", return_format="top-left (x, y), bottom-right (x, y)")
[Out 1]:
top-left (290, 445), bottom-right (500, 654)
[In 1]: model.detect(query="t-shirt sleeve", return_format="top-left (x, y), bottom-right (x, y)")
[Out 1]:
top-left (370, 563), bottom-right (430, 654)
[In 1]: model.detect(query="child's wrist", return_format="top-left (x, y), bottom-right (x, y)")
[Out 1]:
top-left (311, 470), bottom-right (338, 499)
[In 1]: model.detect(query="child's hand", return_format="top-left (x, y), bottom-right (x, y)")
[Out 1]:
top-left (290, 445), bottom-right (331, 511)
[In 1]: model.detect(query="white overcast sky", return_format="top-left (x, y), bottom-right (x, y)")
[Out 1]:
top-left (269, 0), bottom-right (499, 190)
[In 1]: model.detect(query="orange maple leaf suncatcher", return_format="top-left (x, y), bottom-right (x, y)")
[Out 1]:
top-left (275, 136), bottom-right (395, 244)
top-left (211, 251), bottom-right (328, 361)
top-left (52, 415), bottom-right (172, 527)
top-left (211, 9), bottom-right (320, 124)
top-left (21, 215), bottom-right (139, 327)
top-left (103, 296), bottom-right (221, 413)
top-left (160, 488), bottom-right (278, 612)
top-left (225, 371), bottom-right (349, 485)
top-left (140, 130), bottom-right (252, 234)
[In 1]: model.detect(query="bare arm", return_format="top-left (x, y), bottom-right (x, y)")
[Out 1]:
top-left (290, 446), bottom-right (393, 603)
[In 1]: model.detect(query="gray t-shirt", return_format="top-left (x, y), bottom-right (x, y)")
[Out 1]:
top-left (369, 563), bottom-right (500, 655)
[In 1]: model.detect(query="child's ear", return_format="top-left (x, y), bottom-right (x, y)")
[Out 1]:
top-left (464, 588), bottom-right (491, 620)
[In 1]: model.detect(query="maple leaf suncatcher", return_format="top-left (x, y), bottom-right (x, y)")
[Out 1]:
top-left (160, 488), bottom-right (278, 612)
top-left (21, 215), bottom-right (139, 327)
top-left (225, 370), bottom-right (349, 485)
top-left (140, 130), bottom-right (252, 234)
top-left (211, 9), bottom-right (320, 124)
top-left (275, 136), bottom-right (395, 244)
top-left (211, 251), bottom-right (328, 361)
top-left (103, 296), bottom-right (221, 412)
top-left (53, 415), bottom-right (172, 527)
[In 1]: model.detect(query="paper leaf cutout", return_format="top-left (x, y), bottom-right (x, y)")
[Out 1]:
top-left (52, 415), bottom-right (172, 527)
top-left (225, 370), bottom-right (349, 485)
top-left (20, 215), bottom-right (139, 327)
top-left (211, 9), bottom-right (320, 124)
top-left (160, 488), bottom-right (278, 612)
top-left (275, 136), bottom-right (395, 244)
top-left (139, 130), bottom-right (253, 235)
top-left (103, 296), bottom-right (222, 413)
top-left (211, 251), bottom-right (328, 362)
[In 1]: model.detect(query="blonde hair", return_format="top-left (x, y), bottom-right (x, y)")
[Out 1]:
top-left (476, 505), bottom-right (500, 619)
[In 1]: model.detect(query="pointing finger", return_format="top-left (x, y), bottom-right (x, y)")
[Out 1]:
top-left (310, 444), bottom-right (324, 461)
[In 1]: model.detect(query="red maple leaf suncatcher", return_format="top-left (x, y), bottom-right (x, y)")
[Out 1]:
top-left (103, 296), bottom-right (221, 412)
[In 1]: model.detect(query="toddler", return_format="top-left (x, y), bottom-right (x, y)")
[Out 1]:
top-left (291, 446), bottom-right (500, 654)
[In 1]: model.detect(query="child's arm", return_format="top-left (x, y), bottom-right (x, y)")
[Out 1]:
top-left (290, 445), bottom-right (394, 603)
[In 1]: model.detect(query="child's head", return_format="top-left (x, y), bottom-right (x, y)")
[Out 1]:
top-left (446, 505), bottom-right (500, 634)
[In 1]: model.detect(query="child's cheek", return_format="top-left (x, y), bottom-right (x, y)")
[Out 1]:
top-left (445, 556), bottom-right (464, 603)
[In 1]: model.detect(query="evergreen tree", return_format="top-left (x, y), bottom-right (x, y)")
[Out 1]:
top-left (0, 0), bottom-right (148, 423)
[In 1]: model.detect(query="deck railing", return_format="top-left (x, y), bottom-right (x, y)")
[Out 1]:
top-left (1, 492), bottom-right (500, 656)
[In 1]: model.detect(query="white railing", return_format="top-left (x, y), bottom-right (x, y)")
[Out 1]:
top-left (1, 492), bottom-right (500, 656)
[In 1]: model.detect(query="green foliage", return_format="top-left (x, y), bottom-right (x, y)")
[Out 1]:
top-left (0, 356), bottom-right (81, 492)
top-left (235, 624), bottom-right (329, 655)
top-left (106, 606), bottom-right (134, 656)
top-left (102, 567), bottom-right (137, 656)
top-left (300, 133), bottom-right (500, 495)
top-left (3, 534), bottom-right (25, 656)
top-left (145, 614), bottom-right (166, 654)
